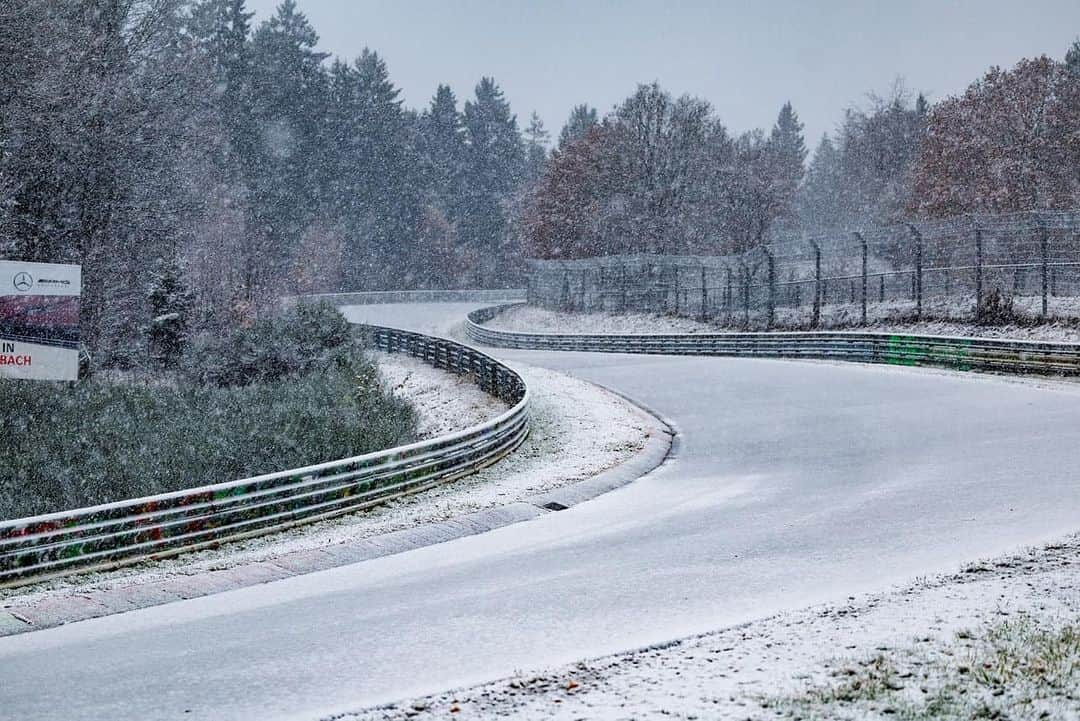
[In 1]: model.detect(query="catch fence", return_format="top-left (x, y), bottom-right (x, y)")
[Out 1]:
top-left (527, 211), bottom-right (1080, 328)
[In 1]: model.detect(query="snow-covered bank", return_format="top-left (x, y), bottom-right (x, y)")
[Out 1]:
top-left (336, 535), bottom-right (1080, 721)
top-left (482, 302), bottom-right (1080, 343)
top-left (480, 304), bottom-right (716, 334)
top-left (0, 356), bottom-right (655, 630)
top-left (372, 351), bottom-right (508, 439)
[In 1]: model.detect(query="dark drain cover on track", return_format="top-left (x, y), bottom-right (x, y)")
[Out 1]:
top-left (542, 501), bottom-right (569, 511)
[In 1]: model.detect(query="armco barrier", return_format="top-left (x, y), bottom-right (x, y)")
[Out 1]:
top-left (0, 325), bottom-right (529, 587)
top-left (285, 288), bottom-right (526, 308)
top-left (467, 304), bottom-right (1080, 375)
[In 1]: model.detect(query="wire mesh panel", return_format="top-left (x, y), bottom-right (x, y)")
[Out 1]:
top-left (527, 211), bottom-right (1080, 329)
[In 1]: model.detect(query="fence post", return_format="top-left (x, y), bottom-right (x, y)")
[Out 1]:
top-left (725, 266), bottom-right (733, 318)
top-left (597, 266), bottom-right (604, 311)
top-left (741, 262), bottom-right (751, 328)
top-left (975, 224), bottom-right (983, 321)
top-left (700, 265), bottom-right (708, 321)
top-left (1041, 225), bottom-right (1049, 319)
top-left (621, 263), bottom-right (627, 312)
top-left (673, 265), bottom-right (679, 316)
top-left (908, 224), bottom-right (923, 320)
top-left (810, 239), bottom-right (821, 328)
top-left (855, 232), bottom-right (867, 324)
top-left (765, 249), bottom-right (775, 328)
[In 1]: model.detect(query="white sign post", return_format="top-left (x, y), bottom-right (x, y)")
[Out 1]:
top-left (0, 260), bottom-right (82, 381)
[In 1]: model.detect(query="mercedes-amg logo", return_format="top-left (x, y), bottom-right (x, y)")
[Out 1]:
top-left (13, 272), bottom-right (33, 292)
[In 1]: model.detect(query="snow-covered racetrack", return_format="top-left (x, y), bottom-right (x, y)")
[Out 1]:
top-left (3, 302), bottom-right (1080, 721)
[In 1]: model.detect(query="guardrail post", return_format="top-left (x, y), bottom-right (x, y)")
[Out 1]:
top-left (810, 239), bottom-right (821, 328)
top-left (855, 232), bottom-right (867, 324)
top-left (1041, 225), bottom-right (1050, 319)
top-left (975, 224), bottom-right (984, 321)
top-left (908, 224), bottom-right (923, 320)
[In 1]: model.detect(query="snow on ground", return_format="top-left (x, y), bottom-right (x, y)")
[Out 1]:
top-left (480, 304), bottom-right (716, 334)
top-left (482, 302), bottom-right (1080, 342)
top-left (0, 355), bottom-right (650, 612)
top-left (336, 535), bottom-right (1080, 721)
top-left (372, 351), bottom-right (507, 439)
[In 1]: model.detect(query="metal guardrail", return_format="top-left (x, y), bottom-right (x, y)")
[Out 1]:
top-left (0, 325), bottom-right (529, 588)
top-left (467, 304), bottom-right (1080, 375)
top-left (284, 289), bottom-right (527, 308)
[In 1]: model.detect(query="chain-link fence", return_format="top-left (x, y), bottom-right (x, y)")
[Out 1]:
top-left (526, 211), bottom-right (1080, 328)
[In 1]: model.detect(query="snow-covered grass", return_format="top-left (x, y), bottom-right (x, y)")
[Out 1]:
top-left (0, 355), bottom-right (415, 521)
top-left (335, 535), bottom-right (1080, 721)
top-left (371, 351), bottom-right (507, 439)
top-left (480, 304), bottom-right (717, 334)
top-left (483, 301), bottom-right (1080, 343)
top-left (774, 613), bottom-right (1080, 720)
top-left (0, 355), bottom-right (651, 616)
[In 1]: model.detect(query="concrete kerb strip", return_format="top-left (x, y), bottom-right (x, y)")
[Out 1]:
top-left (0, 392), bottom-right (673, 637)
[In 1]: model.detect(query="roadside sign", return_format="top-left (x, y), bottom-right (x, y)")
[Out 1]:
top-left (0, 260), bottom-right (81, 381)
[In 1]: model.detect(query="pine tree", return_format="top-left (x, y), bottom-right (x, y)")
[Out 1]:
top-left (461, 77), bottom-right (525, 284)
top-left (798, 134), bottom-right (844, 230)
top-left (766, 101), bottom-right (807, 236)
top-left (188, 0), bottom-right (256, 174)
top-left (558, 104), bottom-right (599, 148)
top-left (768, 103), bottom-right (807, 186)
top-left (147, 257), bottom-right (194, 368)
top-left (419, 84), bottom-right (467, 221)
top-left (246, 0), bottom-right (329, 298)
top-left (1067, 38), bottom-right (1080, 76)
top-left (523, 112), bottom-right (550, 182)
top-left (341, 49), bottom-right (422, 289)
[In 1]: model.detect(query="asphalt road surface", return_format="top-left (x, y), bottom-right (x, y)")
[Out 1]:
top-left (3, 302), bottom-right (1079, 721)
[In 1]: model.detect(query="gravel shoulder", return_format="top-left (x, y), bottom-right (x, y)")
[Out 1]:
top-left (0, 352), bottom-right (657, 632)
top-left (483, 302), bottom-right (1080, 343)
top-left (333, 535), bottom-right (1080, 721)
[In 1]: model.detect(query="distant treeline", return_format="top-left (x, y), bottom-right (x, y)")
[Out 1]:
top-left (525, 45), bottom-right (1080, 260)
top-left (0, 0), bottom-right (546, 362)
top-left (1, 1), bottom-right (1077, 365)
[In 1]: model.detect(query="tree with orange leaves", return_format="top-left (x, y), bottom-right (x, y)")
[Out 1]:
top-left (910, 54), bottom-right (1080, 217)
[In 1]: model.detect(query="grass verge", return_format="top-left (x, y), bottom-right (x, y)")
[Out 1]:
top-left (0, 304), bottom-right (416, 521)
top-left (770, 613), bottom-right (1080, 720)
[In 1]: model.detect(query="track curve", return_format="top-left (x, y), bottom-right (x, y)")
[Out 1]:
top-left (2, 301), bottom-right (1079, 721)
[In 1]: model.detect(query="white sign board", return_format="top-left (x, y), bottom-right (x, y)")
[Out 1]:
top-left (0, 260), bottom-right (82, 381)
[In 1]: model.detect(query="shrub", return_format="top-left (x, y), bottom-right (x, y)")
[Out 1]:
top-left (976, 288), bottom-right (1021, 325)
top-left (181, 301), bottom-right (356, 387)
top-left (0, 304), bottom-right (418, 520)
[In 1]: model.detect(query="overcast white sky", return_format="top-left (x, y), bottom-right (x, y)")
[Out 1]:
top-left (246, 0), bottom-right (1080, 148)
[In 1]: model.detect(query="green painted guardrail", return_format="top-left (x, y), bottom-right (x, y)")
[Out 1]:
top-left (467, 303), bottom-right (1080, 375)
